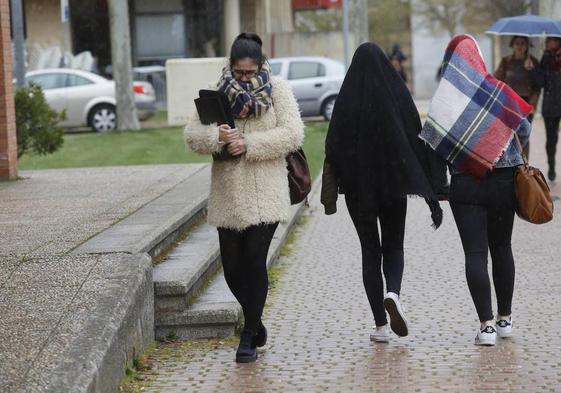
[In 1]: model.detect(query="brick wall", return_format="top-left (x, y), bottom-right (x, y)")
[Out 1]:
top-left (0, 0), bottom-right (18, 180)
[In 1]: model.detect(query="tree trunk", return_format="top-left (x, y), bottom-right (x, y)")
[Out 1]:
top-left (107, 0), bottom-right (139, 130)
top-left (351, 0), bottom-right (369, 47)
top-left (10, 0), bottom-right (25, 88)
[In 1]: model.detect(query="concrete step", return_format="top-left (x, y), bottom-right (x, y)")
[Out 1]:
top-left (153, 221), bottom-right (220, 314)
top-left (73, 165), bottom-right (211, 258)
top-left (155, 198), bottom-right (310, 340)
top-left (54, 164), bottom-right (212, 393)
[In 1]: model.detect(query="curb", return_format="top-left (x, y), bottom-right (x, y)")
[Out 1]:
top-left (43, 253), bottom-right (153, 393)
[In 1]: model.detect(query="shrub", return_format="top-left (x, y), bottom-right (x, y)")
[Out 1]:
top-left (15, 83), bottom-right (65, 158)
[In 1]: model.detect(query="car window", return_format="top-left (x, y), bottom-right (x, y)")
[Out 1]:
top-left (270, 62), bottom-right (282, 76)
top-left (288, 62), bottom-right (326, 80)
top-left (26, 73), bottom-right (67, 90)
top-left (66, 74), bottom-right (94, 87)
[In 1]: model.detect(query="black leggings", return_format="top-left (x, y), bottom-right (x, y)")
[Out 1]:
top-left (217, 222), bottom-right (278, 332)
top-left (449, 168), bottom-right (516, 322)
top-left (345, 196), bottom-right (407, 327)
top-left (545, 116), bottom-right (561, 168)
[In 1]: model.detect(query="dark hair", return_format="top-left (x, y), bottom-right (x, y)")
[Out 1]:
top-left (229, 32), bottom-right (265, 67)
top-left (510, 35), bottom-right (529, 48)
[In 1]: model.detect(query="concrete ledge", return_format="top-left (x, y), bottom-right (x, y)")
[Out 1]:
top-left (73, 165), bottom-right (211, 257)
top-left (41, 253), bottom-right (153, 393)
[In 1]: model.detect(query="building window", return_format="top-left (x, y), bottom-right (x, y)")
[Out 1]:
top-left (133, 0), bottom-right (187, 65)
top-left (185, 0), bottom-right (223, 58)
top-left (135, 14), bottom-right (186, 60)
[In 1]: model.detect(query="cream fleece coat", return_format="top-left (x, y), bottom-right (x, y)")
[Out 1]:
top-left (184, 76), bottom-right (305, 231)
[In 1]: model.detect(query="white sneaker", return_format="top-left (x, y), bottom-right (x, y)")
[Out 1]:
top-left (370, 325), bottom-right (390, 343)
top-left (475, 325), bottom-right (497, 346)
top-left (496, 316), bottom-right (513, 338)
top-left (383, 292), bottom-right (409, 337)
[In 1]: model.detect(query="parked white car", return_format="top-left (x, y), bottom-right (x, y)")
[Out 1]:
top-left (25, 68), bottom-right (157, 132)
top-left (268, 56), bottom-right (345, 120)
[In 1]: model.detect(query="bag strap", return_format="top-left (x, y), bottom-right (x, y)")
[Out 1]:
top-left (513, 132), bottom-right (528, 165)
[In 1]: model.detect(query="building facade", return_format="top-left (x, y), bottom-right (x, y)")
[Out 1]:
top-left (21, 0), bottom-right (293, 74)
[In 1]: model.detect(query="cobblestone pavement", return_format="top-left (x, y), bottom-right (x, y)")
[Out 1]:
top-left (131, 172), bottom-right (561, 392)
top-left (125, 118), bottom-right (561, 392)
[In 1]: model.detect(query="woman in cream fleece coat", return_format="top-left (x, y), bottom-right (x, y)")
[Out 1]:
top-left (184, 32), bottom-right (304, 363)
top-left (185, 75), bottom-right (303, 230)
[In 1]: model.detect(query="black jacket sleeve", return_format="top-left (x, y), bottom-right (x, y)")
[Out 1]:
top-left (320, 159), bottom-right (339, 215)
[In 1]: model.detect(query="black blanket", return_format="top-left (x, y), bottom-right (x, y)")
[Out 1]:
top-left (325, 43), bottom-right (443, 227)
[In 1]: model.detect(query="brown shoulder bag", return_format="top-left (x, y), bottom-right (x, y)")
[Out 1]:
top-left (513, 134), bottom-right (554, 224)
top-left (287, 148), bottom-right (311, 205)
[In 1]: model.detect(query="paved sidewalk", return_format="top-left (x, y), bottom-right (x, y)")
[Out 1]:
top-left (0, 164), bottom-right (206, 392)
top-left (136, 160), bottom-right (561, 391)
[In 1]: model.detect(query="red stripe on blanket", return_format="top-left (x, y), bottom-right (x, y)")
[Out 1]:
top-left (458, 116), bottom-right (513, 177)
top-left (446, 34), bottom-right (487, 73)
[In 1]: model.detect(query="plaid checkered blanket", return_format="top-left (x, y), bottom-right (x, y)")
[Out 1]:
top-left (420, 34), bottom-right (532, 178)
top-left (217, 63), bottom-right (273, 119)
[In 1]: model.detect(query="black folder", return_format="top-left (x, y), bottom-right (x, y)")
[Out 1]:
top-left (194, 90), bottom-right (238, 161)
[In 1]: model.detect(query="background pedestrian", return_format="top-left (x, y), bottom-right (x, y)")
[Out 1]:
top-left (494, 35), bottom-right (540, 158)
top-left (528, 36), bottom-right (561, 181)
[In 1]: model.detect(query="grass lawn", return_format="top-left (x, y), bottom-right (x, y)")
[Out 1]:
top-left (19, 121), bottom-right (327, 179)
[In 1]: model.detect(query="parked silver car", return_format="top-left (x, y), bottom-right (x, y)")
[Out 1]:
top-left (25, 68), bottom-right (157, 132)
top-left (268, 56), bottom-right (345, 120)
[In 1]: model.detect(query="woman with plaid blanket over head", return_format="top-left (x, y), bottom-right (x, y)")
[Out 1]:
top-left (421, 35), bottom-right (532, 346)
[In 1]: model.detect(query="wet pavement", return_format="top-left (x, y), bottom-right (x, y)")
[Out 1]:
top-left (128, 119), bottom-right (561, 392)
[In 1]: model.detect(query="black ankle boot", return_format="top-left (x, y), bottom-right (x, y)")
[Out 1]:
top-left (256, 321), bottom-right (267, 347)
top-left (235, 330), bottom-right (257, 363)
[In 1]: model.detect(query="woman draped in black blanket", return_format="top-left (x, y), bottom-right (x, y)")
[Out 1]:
top-left (321, 43), bottom-right (444, 342)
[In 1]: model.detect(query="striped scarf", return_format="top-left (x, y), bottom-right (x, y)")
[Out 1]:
top-left (217, 63), bottom-right (273, 119)
top-left (420, 35), bottom-right (532, 178)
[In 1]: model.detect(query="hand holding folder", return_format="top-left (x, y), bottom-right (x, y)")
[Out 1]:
top-left (194, 90), bottom-right (239, 161)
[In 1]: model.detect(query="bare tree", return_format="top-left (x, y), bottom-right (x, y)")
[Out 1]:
top-left (414, 0), bottom-right (532, 37)
top-left (368, 0), bottom-right (410, 52)
top-left (413, 0), bottom-right (465, 38)
top-left (464, 0), bottom-right (532, 33)
top-left (351, 0), bottom-right (369, 45)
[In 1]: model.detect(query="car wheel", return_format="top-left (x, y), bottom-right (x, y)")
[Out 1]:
top-left (322, 96), bottom-right (337, 121)
top-left (88, 104), bottom-right (116, 132)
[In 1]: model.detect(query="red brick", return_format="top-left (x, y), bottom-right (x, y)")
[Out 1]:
top-left (0, 0), bottom-right (18, 182)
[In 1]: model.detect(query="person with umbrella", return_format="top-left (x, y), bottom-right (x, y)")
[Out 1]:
top-left (527, 36), bottom-right (561, 181)
top-left (494, 35), bottom-right (540, 158)
top-left (486, 14), bottom-right (561, 181)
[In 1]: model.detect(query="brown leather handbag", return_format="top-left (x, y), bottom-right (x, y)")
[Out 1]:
top-left (513, 135), bottom-right (554, 224)
top-left (287, 148), bottom-right (311, 205)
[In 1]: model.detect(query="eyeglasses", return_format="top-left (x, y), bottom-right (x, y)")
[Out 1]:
top-left (232, 69), bottom-right (258, 78)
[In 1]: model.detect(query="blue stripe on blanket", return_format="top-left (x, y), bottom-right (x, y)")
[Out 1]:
top-left (444, 54), bottom-right (525, 130)
top-left (442, 52), bottom-right (486, 99)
